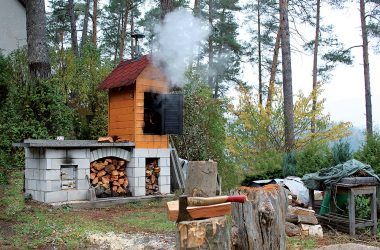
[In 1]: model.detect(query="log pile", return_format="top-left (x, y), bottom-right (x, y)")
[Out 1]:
top-left (90, 158), bottom-right (130, 197)
top-left (145, 160), bottom-right (160, 195)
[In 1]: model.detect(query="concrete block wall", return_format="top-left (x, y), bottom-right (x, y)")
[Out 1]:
top-left (24, 146), bottom-right (171, 202)
top-left (131, 148), bottom-right (171, 196)
top-left (24, 148), bottom-right (90, 203)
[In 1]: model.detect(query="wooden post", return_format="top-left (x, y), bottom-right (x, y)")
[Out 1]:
top-left (185, 161), bottom-right (218, 197)
top-left (176, 216), bottom-right (231, 250)
top-left (231, 184), bottom-right (287, 250)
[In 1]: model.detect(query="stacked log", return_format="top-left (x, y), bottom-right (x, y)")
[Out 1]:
top-left (145, 160), bottom-right (160, 195)
top-left (90, 158), bottom-right (130, 197)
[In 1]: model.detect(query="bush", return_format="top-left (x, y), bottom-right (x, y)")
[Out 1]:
top-left (295, 141), bottom-right (332, 177)
top-left (354, 133), bottom-right (380, 174)
top-left (331, 140), bottom-right (352, 165)
top-left (283, 151), bottom-right (297, 177)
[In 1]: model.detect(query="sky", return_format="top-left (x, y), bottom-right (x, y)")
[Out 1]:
top-left (235, 1), bottom-right (379, 130)
top-left (93, 0), bottom-right (379, 129)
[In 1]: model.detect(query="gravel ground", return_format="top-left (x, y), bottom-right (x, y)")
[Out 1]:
top-left (87, 232), bottom-right (176, 250)
top-left (315, 243), bottom-right (380, 250)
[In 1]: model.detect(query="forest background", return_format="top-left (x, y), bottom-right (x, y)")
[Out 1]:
top-left (0, 0), bottom-right (379, 190)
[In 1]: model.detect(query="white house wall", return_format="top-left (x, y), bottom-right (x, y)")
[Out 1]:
top-left (0, 0), bottom-right (26, 54)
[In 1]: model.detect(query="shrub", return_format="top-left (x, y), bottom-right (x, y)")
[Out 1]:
top-left (283, 151), bottom-right (297, 177)
top-left (295, 141), bottom-right (332, 177)
top-left (354, 133), bottom-right (380, 174)
top-left (331, 140), bottom-right (352, 165)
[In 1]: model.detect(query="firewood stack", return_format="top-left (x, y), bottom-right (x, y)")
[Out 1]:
top-left (145, 160), bottom-right (160, 195)
top-left (90, 158), bottom-right (130, 197)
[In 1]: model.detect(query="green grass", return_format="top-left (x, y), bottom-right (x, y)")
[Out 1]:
top-left (0, 170), bottom-right (176, 249)
top-left (287, 236), bottom-right (317, 249)
top-left (0, 170), bottom-right (25, 220)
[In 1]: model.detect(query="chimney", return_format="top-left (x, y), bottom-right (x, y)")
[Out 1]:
top-left (131, 33), bottom-right (145, 59)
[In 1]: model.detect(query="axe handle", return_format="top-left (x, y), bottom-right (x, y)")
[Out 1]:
top-left (188, 195), bottom-right (246, 206)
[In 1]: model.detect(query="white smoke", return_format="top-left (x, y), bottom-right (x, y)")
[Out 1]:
top-left (152, 9), bottom-right (210, 87)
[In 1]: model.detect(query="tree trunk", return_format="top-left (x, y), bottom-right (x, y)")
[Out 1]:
top-left (92, 0), bottom-right (98, 46)
top-left (266, 28), bottom-right (281, 111)
top-left (119, 0), bottom-right (130, 62)
top-left (160, 0), bottom-right (173, 21)
top-left (258, 0), bottom-right (263, 105)
top-left (184, 161), bottom-right (218, 197)
top-left (68, 0), bottom-right (79, 57)
top-left (208, 0), bottom-right (214, 92)
top-left (231, 185), bottom-right (286, 250)
top-left (80, 0), bottom-right (91, 53)
top-left (360, 0), bottom-right (373, 137)
top-left (194, 0), bottom-right (200, 16)
top-left (311, 0), bottom-right (321, 133)
top-left (26, 0), bottom-right (51, 79)
top-left (279, 0), bottom-right (294, 151)
top-left (176, 216), bottom-right (230, 250)
top-left (130, 9), bottom-right (134, 59)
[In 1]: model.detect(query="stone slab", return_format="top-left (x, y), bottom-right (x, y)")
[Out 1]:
top-left (14, 139), bottom-right (135, 148)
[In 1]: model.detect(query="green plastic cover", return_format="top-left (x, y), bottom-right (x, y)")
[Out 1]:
top-left (302, 159), bottom-right (380, 190)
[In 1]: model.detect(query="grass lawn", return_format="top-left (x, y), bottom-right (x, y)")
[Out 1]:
top-left (0, 170), bottom-right (176, 249)
top-left (2, 170), bottom-right (380, 249)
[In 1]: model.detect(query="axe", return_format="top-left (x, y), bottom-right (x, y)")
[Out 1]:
top-left (176, 195), bottom-right (247, 223)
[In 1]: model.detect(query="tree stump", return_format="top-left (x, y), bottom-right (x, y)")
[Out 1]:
top-left (231, 184), bottom-right (287, 250)
top-left (185, 161), bottom-right (218, 197)
top-left (176, 216), bottom-right (230, 250)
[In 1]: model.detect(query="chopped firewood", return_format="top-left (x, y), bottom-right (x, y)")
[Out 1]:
top-left (90, 157), bottom-right (130, 198)
top-left (151, 175), bottom-right (156, 184)
top-left (92, 177), bottom-right (99, 185)
top-left (146, 170), bottom-right (152, 177)
top-left (123, 179), bottom-right (129, 187)
top-left (105, 165), bottom-right (116, 173)
top-left (154, 167), bottom-right (160, 174)
top-left (94, 163), bottom-right (105, 171)
top-left (101, 176), bottom-right (110, 184)
top-left (97, 170), bottom-right (106, 177)
top-left (90, 173), bottom-right (96, 180)
top-left (166, 201), bottom-right (232, 221)
top-left (98, 136), bottom-right (114, 143)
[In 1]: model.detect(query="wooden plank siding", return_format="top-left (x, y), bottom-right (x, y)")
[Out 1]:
top-left (134, 65), bottom-right (169, 148)
top-left (108, 85), bottom-right (135, 142)
top-left (107, 64), bottom-right (169, 149)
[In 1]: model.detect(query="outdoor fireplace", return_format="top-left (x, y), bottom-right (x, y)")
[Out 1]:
top-left (16, 54), bottom-right (181, 204)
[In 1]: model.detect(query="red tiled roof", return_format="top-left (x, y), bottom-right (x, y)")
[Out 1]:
top-left (98, 55), bottom-right (150, 90)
